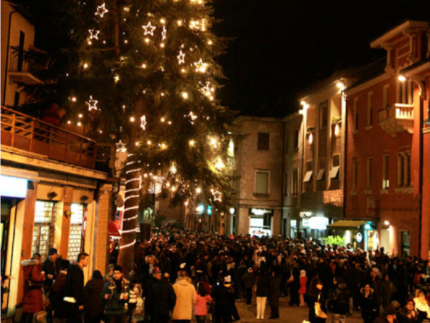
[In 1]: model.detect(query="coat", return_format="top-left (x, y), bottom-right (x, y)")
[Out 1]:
top-left (146, 279), bottom-right (176, 317)
top-left (49, 271), bottom-right (67, 318)
top-left (21, 260), bottom-right (44, 313)
top-left (212, 284), bottom-right (234, 315)
top-left (255, 275), bottom-right (269, 297)
top-left (268, 276), bottom-right (281, 306)
top-left (101, 277), bottom-right (129, 316)
top-left (63, 263), bottom-right (85, 306)
top-left (171, 277), bottom-right (197, 320)
top-left (360, 288), bottom-right (379, 322)
top-left (242, 272), bottom-right (255, 289)
top-left (83, 277), bottom-right (104, 316)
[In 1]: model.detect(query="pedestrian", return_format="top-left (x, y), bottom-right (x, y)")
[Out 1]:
top-left (42, 248), bottom-right (62, 323)
top-left (413, 290), bottom-right (430, 323)
top-left (242, 267), bottom-right (255, 305)
top-left (145, 266), bottom-right (176, 323)
top-left (49, 262), bottom-right (69, 323)
top-left (212, 276), bottom-right (234, 323)
top-left (269, 269), bottom-right (281, 319)
top-left (194, 282), bottom-right (213, 323)
top-left (331, 277), bottom-right (349, 323)
top-left (255, 268), bottom-right (269, 320)
top-left (224, 275), bottom-right (240, 321)
top-left (127, 272), bottom-right (142, 323)
top-left (63, 252), bottom-right (90, 323)
top-left (397, 298), bottom-right (418, 323)
top-left (360, 283), bottom-right (379, 323)
top-left (299, 269), bottom-right (308, 306)
top-left (101, 265), bottom-right (129, 323)
top-left (289, 258), bottom-right (300, 306)
top-left (382, 273), bottom-right (397, 308)
top-left (20, 253), bottom-right (45, 323)
top-left (308, 279), bottom-right (327, 323)
top-left (374, 305), bottom-right (398, 323)
top-left (171, 270), bottom-right (197, 323)
top-left (104, 264), bottom-right (115, 282)
top-left (83, 270), bottom-right (104, 323)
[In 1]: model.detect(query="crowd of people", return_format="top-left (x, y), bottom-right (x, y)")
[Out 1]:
top-left (19, 230), bottom-right (430, 323)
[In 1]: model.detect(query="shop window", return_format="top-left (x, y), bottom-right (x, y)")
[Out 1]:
top-left (255, 171), bottom-right (269, 195)
top-left (257, 133), bottom-right (270, 151)
top-left (382, 155), bottom-right (389, 189)
top-left (68, 203), bottom-right (86, 261)
top-left (32, 201), bottom-right (56, 260)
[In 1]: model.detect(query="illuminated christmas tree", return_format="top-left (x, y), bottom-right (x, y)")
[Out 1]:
top-left (15, 0), bottom-right (235, 275)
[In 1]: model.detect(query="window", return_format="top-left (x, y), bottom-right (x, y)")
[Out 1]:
top-left (68, 203), bottom-right (85, 261)
top-left (397, 152), bottom-right (411, 187)
top-left (353, 98), bottom-right (359, 131)
top-left (14, 91), bottom-right (20, 108)
top-left (383, 85), bottom-right (390, 109)
top-left (257, 133), bottom-right (270, 150)
top-left (33, 201), bottom-right (56, 260)
top-left (367, 92), bottom-right (373, 126)
top-left (317, 159), bottom-right (325, 181)
top-left (330, 154), bottom-right (340, 179)
top-left (367, 158), bottom-right (373, 189)
top-left (382, 155), bottom-right (389, 189)
top-left (398, 80), bottom-right (413, 105)
top-left (293, 130), bottom-right (299, 148)
top-left (319, 101), bottom-right (328, 129)
top-left (255, 171), bottom-right (269, 195)
top-left (292, 169), bottom-right (299, 196)
top-left (303, 161), bottom-right (313, 183)
top-left (352, 159), bottom-right (358, 191)
top-left (17, 31), bottom-right (25, 72)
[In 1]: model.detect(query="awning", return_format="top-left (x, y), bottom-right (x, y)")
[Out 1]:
top-left (327, 220), bottom-right (368, 229)
top-left (108, 221), bottom-right (121, 237)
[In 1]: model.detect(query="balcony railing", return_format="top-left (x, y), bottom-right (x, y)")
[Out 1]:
top-left (378, 104), bottom-right (414, 136)
top-left (1, 106), bottom-right (96, 169)
top-left (394, 104), bottom-right (414, 120)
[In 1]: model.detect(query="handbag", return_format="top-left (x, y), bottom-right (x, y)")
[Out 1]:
top-left (314, 294), bottom-right (328, 319)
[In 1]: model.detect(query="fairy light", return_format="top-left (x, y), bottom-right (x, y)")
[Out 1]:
top-left (161, 143), bottom-right (167, 149)
top-left (119, 239), bottom-right (136, 249)
top-left (160, 18), bottom-right (166, 24)
top-left (83, 63), bottom-right (89, 69)
top-left (89, 29), bottom-right (100, 40)
top-left (145, 38), bottom-right (150, 44)
top-left (67, 120), bottom-right (72, 124)
top-left (114, 75), bottom-right (120, 82)
top-left (161, 118), bottom-right (165, 122)
top-left (162, 26), bottom-right (167, 41)
top-left (160, 43), bottom-right (165, 48)
top-left (207, 40), bottom-right (213, 45)
top-left (177, 51), bottom-right (186, 64)
top-left (194, 59), bottom-right (208, 73)
top-left (147, 140), bottom-right (152, 145)
top-left (78, 114), bottom-right (83, 118)
top-left (130, 116), bottom-right (135, 122)
top-left (124, 7), bottom-right (130, 12)
top-left (142, 63), bottom-right (147, 69)
top-left (177, 20), bottom-right (183, 26)
top-left (77, 122), bottom-right (82, 127)
top-left (196, 187), bottom-right (202, 194)
top-left (215, 158), bottom-right (225, 170)
top-left (125, 195), bottom-right (140, 201)
top-left (170, 164), bottom-right (177, 174)
top-left (143, 22), bottom-right (156, 36)
top-left (71, 97), bottom-right (77, 102)
top-left (182, 92), bottom-right (189, 99)
top-left (140, 115), bottom-right (147, 130)
top-left (121, 228), bottom-right (137, 234)
top-left (189, 140), bottom-right (195, 146)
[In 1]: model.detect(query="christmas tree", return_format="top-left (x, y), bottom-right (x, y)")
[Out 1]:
top-left (14, 0), bottom-right (235, 275)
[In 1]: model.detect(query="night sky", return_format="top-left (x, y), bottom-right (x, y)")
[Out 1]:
top-left (212, 0), bottom-right (430, 117)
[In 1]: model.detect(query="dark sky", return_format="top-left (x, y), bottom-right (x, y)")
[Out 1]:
top-left (212, 0), bottom-right (430, 117)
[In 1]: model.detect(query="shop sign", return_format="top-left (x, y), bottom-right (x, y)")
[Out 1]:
top-left (248, 208), bottom-right (273, 216)
top-left (309, 217), bottom-right (328, 230)
top-left (0, 176), bottom-right (27, 198)
top-left (356, 232), bottom-right (363, 243)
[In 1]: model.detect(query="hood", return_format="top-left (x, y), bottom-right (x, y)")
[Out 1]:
top-left (175, 276), bottom-right (192, 285)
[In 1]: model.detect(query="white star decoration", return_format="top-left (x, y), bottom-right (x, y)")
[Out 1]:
top-left (212, 189), bottom-right (222, 202)
top-left (95, 3), bottom-right (108, 18)
top-left (187, 111), bottom-right (197, 121)
top-left (116, 140), bottom-right (126, 152)
top-left (162, 27), bottom-right (167, 41)
top-left (142, 22), bottom-right (156, 36)
top-left (140, 115), bottom-right (147, 130)
top-left (177, 51), bottom-right (185, 64)
top-left (194, 59), bottom-right (208, 73)
top-left (89, 29), bottom-right (100, 40)
top-left (86, 96), bottom-right (98, 111)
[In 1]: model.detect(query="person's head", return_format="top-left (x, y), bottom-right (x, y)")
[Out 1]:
top-left (148, 255), bottom-right (156, 265)
top-left (152, 266), bottom-right (162, 280)
top-left (316, 279), bottom-right (323, 291)
top-left (107, 263), bottom-right (115, 274)
top-left (163, 272), bottom-right (170, 283)
top-left (92, 270), bottom-right (103, 280)
top-left (415, 289), bottom-right (425, 300)
top-left (384, 305), bottom-right (397, 323)
top-left (404, 298), bottom-right (415, 312)
top-left (77, 252), bottom-right (89, 267)
top-left (113, 265), bottom-right (123, 281)
top-left (48, 248), bottom-right (58, 262)
top-left (198, 282), bottom-right (207, 296)
top-left (32, 253), bottom-right (41, 261)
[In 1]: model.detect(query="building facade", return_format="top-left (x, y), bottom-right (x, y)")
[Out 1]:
top-left (344, 20), bottom-right (430, 257)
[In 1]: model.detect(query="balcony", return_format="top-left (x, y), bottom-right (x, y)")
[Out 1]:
top-left (8, 52), bottom-right (43, 85)
top-left (1, 106), bottom-right (96, 169)
top-left (379, 104), bottom-right (414, 137)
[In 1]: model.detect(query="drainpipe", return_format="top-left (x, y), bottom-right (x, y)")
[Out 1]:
top-left (3, 9), bottom-right (18, 106)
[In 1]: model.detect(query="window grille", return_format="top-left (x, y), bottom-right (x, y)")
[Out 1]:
top-left (32, 201), bottom-right (56, 260)
top-left (68, 203), bottom-right (85, 261)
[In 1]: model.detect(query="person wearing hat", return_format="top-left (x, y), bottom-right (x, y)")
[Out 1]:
top-left (146, 267), bottom-right (176, 323)
top-left (374, 305), bottom-right (398, 323)
top-left (212, 276), bottom-right (235, 323)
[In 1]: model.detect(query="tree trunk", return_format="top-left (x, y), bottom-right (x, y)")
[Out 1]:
top-left (117, 157), bottom-right (140, 277)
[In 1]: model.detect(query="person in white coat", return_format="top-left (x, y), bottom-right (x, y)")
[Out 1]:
top-left (171, 270), bottom-right (197, 323)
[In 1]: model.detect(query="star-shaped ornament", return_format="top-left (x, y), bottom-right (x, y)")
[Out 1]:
top-left (116, 140), bottom-right (127, 152)
top-left (177, 51), bottom-right (185, 65)
top-left (187, 111), bottom-right (197, 121)
top-left (140, 115), bottom-right (147, 130)
top-left (212, 189), bottom-right (222, 202)
top-left (95, 3), bottom-right (108, 18)
top-left (142, 22), bottom-right (156, 36)
top-left (86, 95), bottom-right (98, 111)
top-left (89, 29), bottom-right (100, 40)
top-left (194, 59), bottom-right (208, 73)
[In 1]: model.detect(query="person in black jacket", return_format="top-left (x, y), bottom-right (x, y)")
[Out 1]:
top-left (145, 267), bottom-right (176, 323)
top-left (331, 278), bottom-right (349, 323)
top-left (308, 279), bottom-right (327, 323)
top-left (212, 277), bottom-right (234, 323)
top-left (64, 252), bottom-right (89, 323)
top-left (255, 269), bottom-right (270, 320)
top-left (84, 270), bottom-right (105, 323)
top-left (49, 262), bottom-right (69, 323)
top-left (43, 248), bottom-right (65, 323)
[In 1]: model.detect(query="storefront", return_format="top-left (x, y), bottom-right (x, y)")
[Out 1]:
top-left (327, 220), bottom-right (377, 250)
top-left (248, 208), bottom-right (273, 237)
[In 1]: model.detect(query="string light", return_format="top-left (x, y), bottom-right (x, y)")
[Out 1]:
top-left (130, 116), bottom-right (135, 122)
top-left (189, 140), bottom-right (195, 146)
top-left (212, 189), bottom-right (222, 201)
top-left (177, 20), bottom-right (183, 26)
top-left (78, 114), bottom-right (83, 118)
top-left (177, 51), bottom-right (185, 64)
top-left (95, 3), bottom-right (109, 17)
top-left (114, 75), bottom-right (120, 82)
top-left (71, 97), bottom-right (77, 102)
top-left (142, 22), bottom-right (156, 36)
top-left (83, 63), bottom-right (89, 69)
top-left (147, 140), bottom-right (152, 145)
top-left (182, 92), bottom-right (189, 99)
top-left (196, 187), bottom-right (202, 194)
top-left (140, 115), bottom-right (147, 130)
top-left (116, 140), bottom-right (127, 152)
top-left (67, 120), bottom-right (72, 124)
top-left (170, 164), bottom-right (177, 174)
top-left (119, 239), bottom-right (136, 249)
top-left (141, 63), bottom-right (147, 69)
top-left (77, 122), bottom-right (82, 127)
top-left (162, 26), bottom-right (167, 41)
top-left (215, 158), bottom-right (225, 170)
top-left (194, 59), bottom-right (208, 73)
